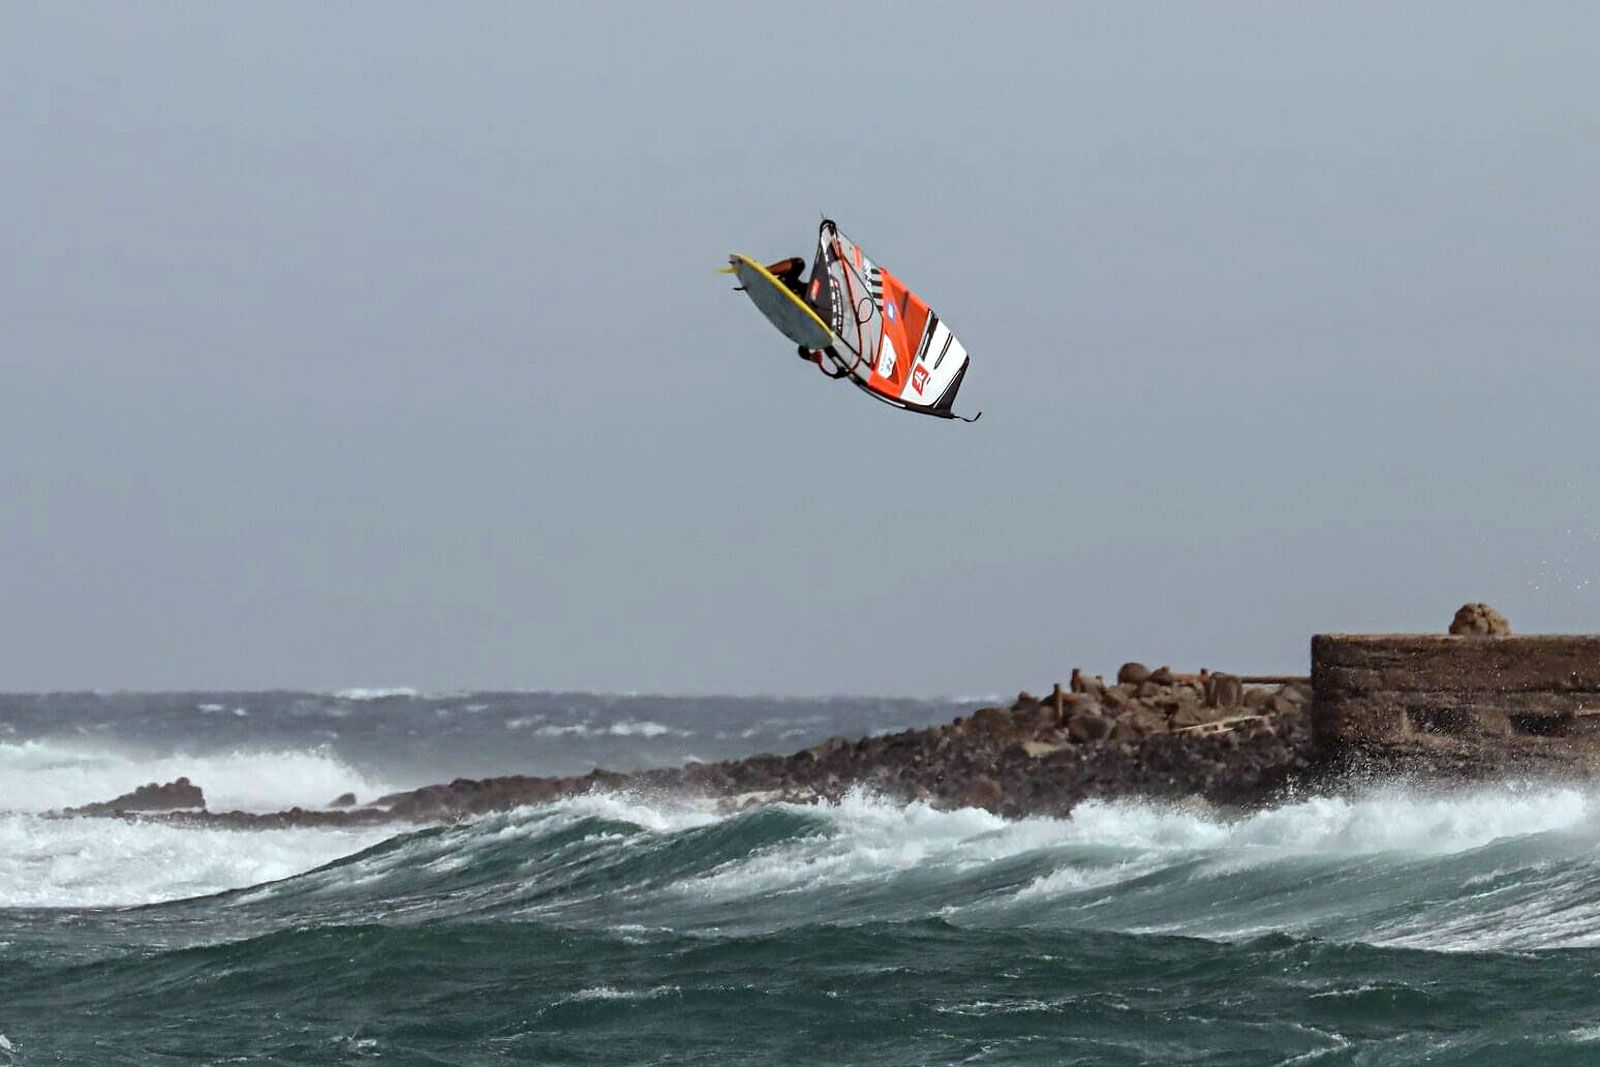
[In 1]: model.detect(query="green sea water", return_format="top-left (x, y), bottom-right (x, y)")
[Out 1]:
top-left (7, 786), bottom-right (1600, 1065)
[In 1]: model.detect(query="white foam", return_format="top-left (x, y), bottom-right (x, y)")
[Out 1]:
top-left (608, 720), bottom-right (683, 737)
top-left (0, 814), bottom-right (388, 907)
top-left (333, 687), bottom-right (420, 701)
top-left (535, 791), bottom-right (723, 835)
top-left (685, 792), bottom-right (1070, 900)
top-left (564, 985), bottom-right (678, 1003)
top-left (0, 740), bottom-right (400, 814)
top-left (194, 703), bottom-right (247, 716)
top-left (520, 720), bottom-right (686, 739)
top-left (530, 724), bottom-right (589, 737)
top-left (681, 785), bottom-right (1589, 906)
top-left (1055, 784), bottom-right (1592, 856)
top-left (551, 783), bottom-right (1600, 946)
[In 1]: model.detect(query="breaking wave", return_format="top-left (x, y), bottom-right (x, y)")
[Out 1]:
top-left (0, 814), bottom-right (390, 908)
top-left (331, 687), bottom-right (422, 701)
top-left (0, 740), bottom-right (400, 814)
top-left (57, 780), bottom-right (1594, 955)
top-left (503, 718), bottom-right (688, 739)
top-left (11, 782), bottom-right (1600, 1063)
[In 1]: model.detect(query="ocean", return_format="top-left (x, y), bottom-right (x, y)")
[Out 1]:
top-left (4, 691), bottom-right (1600, 1065)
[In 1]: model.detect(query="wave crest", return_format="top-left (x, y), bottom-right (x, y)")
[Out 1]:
top-left (0, 740), bottom-right (399, 813)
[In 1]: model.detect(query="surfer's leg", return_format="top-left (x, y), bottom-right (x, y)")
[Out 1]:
top-left (767, 256), bottom-right (805, 280)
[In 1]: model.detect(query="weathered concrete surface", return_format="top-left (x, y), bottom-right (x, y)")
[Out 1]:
top-left (1312, 634), bottom-right (1600, 751)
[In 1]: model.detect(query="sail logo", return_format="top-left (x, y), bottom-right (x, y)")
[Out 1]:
top-left (876, 335), bottom-right (899, 378)
top-left (911, 364), bottom-right (929, 395)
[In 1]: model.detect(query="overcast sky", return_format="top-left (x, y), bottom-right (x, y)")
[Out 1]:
top-left (2, 3), bottom-right (1597, 695)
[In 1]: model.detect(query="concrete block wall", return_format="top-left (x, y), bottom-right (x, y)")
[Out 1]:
top-left (1311, 635), bottom-right (1600, 749)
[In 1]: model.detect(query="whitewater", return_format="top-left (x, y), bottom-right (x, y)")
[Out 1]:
top-left (5, 694), bottom-right (1600, 1064)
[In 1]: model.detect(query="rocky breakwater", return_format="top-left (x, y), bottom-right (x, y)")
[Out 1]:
top-left (62, 777), bottom-right (205, 817)
top-left (59, 668), bottom-right (1315, 828)
top-left (694, 665), bottom-right (1317, 817)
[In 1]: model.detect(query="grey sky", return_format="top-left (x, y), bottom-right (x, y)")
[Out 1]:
top-left (2, 3), bottom-right (1597, 695)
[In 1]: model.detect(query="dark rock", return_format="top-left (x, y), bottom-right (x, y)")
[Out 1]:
top-left (1243, 687), bottom-right (1275, 710)
top-left (329, 792), bottom-right (358, 809)
top-left (970, 706), bottom-right (1012, 731)
top-left (1026, 703), bottom-right (1061, 731)
top-left (1205, 672), bottom-right (1243, 709)
top-left (1450, 602), bottom-right (1511, 636)
top-left (960, 775), bottom-right (1004, 812)
top-left (66, 777), bottom-right (205, 817)
top-left (808, 736), bottom-right (852, 760)
top-left (1149, 666), bottom-right (1176, 686)
top-left (1067, 712), bottom-right (1112, 743)
top-left (1109, 720), bottom-right (1141, 743)
top-left (1118, 662), bottom-right (1152, 685)
top-left (1066, 698), bottom-right (1104, 722)
top-left (1125, 709), bottom-right (1169, 736)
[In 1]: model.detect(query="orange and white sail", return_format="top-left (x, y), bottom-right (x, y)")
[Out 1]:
top-left (807, 219), bottom-right (978, 421)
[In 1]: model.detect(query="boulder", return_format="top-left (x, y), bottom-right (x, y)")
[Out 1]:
top-left (328, 792), bottom-right (358, 809)
top-left (1243, 687), bottom-right (1275, 710)
top-left (959, 775), bottom-right (1004, 812)
top-left (1450, 603), bottom-right (1511, 636)
top-left (1025, 703), bottom-right (1060, 731)
top-left (1109, 720), bottom-right (1142, 743)
top-left (1067, 711), bottom-right (1113, 743)
top-left (66, 777), bottom-right (205, 817)
top-left (1204, 672), bottom-right (1243, 709)
top-left (1125, 709), bottom-right (1169, 736)
top-left (1117, 662), bottom-right (1152, 685)
top-left (969, 706), bottom-right (1012, 731)
top-left (808, 736), bottom-right (853, 760)
top-left (1148, 666), bottom-right (1177, 686)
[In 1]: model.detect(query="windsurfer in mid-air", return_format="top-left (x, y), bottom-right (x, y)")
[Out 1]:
top-left (765, 257), bottom-right (850, 379)
top-left (724, 218), bottom-right (978, 420)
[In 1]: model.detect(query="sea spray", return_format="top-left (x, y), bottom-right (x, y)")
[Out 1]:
top-left (0, 814), bottom-right (389, 908)
top-left (132, 782), bottom-right (1600, 945)
top-left (0, 740), bottom-right (401, 814)
top-left (10, 781), bottom-right (1600, 1062)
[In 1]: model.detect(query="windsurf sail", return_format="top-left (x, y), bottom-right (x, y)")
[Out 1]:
top-left (807, 219), bottom-right (978, 421)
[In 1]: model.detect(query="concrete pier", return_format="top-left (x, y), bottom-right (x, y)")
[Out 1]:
top-left (1311, 634), bottom-right (1600, 751)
